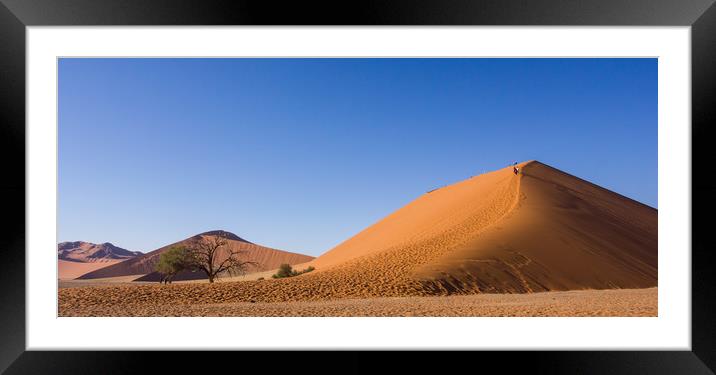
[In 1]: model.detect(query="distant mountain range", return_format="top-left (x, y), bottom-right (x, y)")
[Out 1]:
top-left (58, 241), bottom-right (143, 262)
top-left (57, 241), bottom-right (143, 280)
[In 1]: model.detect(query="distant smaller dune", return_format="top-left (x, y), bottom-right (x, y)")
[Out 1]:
top-left (77, 230), bottom-right (315, 282)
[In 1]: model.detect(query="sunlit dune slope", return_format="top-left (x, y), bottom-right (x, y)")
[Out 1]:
top-left (77, 230), bottom-right (314, 281)
top-left (309, 162), bottom-right (521, 271)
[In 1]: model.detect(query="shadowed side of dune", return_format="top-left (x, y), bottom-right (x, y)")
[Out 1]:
top-left (412, 161), bottom-right (657, 293)
top-left (58, 259), bottom-right (124, 280)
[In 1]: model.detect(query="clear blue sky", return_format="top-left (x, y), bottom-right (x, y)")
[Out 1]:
top-left (59, 58), bottom-right (657, 255)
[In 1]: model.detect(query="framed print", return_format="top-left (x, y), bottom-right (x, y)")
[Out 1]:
top-left (1, 0), bottom-right (715, 373)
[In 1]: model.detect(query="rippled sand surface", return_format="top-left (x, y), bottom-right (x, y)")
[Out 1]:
top-left (59, 287), bottom-right (656, 317)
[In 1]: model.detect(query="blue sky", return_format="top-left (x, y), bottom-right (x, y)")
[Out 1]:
top-left (59, 58), bottom-right (657, 255)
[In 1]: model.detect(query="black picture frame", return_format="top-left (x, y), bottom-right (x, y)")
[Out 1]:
top-left (1, 0), bottom-right (714, 373)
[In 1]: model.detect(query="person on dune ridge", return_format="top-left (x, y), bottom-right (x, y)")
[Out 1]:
top-left (513, 161), bottom-right (520, 175)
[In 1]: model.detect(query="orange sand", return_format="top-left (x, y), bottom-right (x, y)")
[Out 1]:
top-left (59, 288), bottom-right (657, 317)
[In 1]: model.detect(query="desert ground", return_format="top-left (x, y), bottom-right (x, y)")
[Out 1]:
top-left (58, 161), bottom-right (657, 317)
top-left (58, 286), bottom-right (656, 317)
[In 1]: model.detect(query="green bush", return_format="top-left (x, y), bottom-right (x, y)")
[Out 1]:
top-left (155, 246), bottom-right (192, 284)
top-left (272, 263), bottom-right (315, 279)
top-left (275, 263), bottom-right (294, 278)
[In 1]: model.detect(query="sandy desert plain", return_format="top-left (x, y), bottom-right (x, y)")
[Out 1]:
top-left (58, 161), bottom-right (658, 317)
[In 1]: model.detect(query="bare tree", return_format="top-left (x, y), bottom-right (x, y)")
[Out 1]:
top-left (187, 234), bottom-right (257, 283)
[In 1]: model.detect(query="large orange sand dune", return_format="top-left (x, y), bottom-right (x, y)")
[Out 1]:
top-left (298, 160), bottom-right (657, 294)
